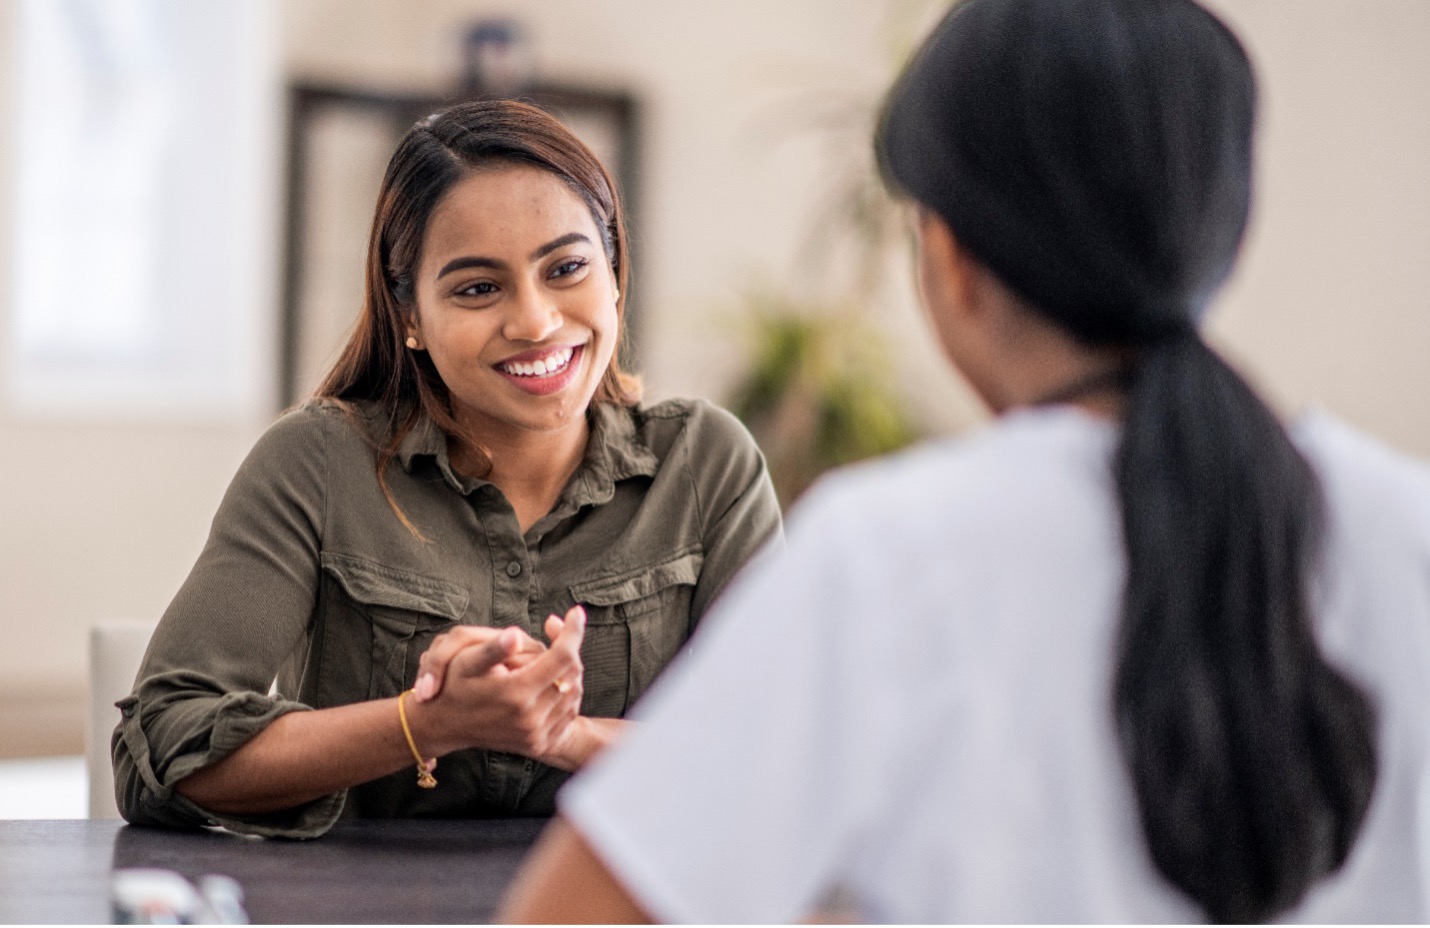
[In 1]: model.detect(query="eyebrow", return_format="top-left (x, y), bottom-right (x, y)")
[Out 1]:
top-left (435, 232), bottom-right (594, 280)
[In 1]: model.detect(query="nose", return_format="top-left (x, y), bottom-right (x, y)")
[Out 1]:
top-left (502, 284), bottom-right (562, 343)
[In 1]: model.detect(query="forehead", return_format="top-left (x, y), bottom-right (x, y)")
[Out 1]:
top-left (421, 163), bottom-right (599, 261)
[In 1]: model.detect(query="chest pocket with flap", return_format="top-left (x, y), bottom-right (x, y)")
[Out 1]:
top-left (569, 550), bottom-right (704, 718)
top-left (319, 552), bottom-right (470, 702)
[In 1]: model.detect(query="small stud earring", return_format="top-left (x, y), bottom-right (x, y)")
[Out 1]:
top-left (613, 288), bottom-right (620, 302)
top-left (405, 336), bottom-right (419, 350)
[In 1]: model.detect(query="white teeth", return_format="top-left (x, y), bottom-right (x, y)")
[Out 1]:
top-left (499, 347), bottom-right (574, 378)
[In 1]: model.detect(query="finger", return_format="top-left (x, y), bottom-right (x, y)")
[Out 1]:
top-left (522, 674), bottom-right (582, 742)
top-left (526, 606), bottom-right (587, 692)
top-left (502, 647), bottom-right (545, 671)
top-left (498, 630), bottom-right (548, 670)
top-left (530, 655), bottom-right (586, 719)
top-left (448, 628), bottom-right (523, 681)
top-left (555, 605), bottom-right (587, 654)
top-left (416, 628), bottom-right (491, 699)
top-left (536, 687), bottom-right (584, 750)
top-left (416, 626), bottom-right (543, 701)
top-left (540, 614), bottom-right (574, 682)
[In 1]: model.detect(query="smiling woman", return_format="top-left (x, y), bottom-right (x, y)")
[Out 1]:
top-left (110, 101), bottom-right (782, 837)
top-left (407, 165), bottom-right (621, 509)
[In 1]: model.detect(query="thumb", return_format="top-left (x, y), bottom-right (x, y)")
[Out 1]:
top-left (551, 604), bottom-right (587, 656)
top-left (450, 627), bottom-right (520, 678)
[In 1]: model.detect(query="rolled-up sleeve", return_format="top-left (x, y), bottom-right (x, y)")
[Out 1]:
top-left (111, 404), bottom-right (343, 838)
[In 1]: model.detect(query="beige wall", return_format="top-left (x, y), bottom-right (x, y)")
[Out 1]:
top-left (1, 0), bottom-right (1428, 756)
top-left (1204, 0), bottom-right (1430, 452)
top-left (0, 5), bottom-right (275, 755)
top-left (281, 0), bottom-right (959, 414)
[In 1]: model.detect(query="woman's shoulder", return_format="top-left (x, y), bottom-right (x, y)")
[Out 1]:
top-left (603, 398), bottom-right (772, 521)
top-left (242, 398), bottom-right (383, 470)
top-left (623, 396), bottom-right (762, 459)
top-left (273, 397), bottom-right (393, 437)
top-left (1296, 410), bottom-right (1430, 487)
top-left (1294, 410), bottom-right (1430, 545)
top-left (803, 407), bottom-right (1117, 520)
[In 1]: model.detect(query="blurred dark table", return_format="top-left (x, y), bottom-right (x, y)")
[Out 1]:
top-left (0, 817), bottom-right (546, 923)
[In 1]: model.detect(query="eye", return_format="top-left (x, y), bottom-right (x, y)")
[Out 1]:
top-left (549, 257), bottom-right (589, 280)
top-left (453, 280), bottom-right (499, 299)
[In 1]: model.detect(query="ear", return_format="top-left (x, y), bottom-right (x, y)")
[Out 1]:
top-left (916, 208), bottom-right (983, 325)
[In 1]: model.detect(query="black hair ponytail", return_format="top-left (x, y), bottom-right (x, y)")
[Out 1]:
top-left (1115, 333), bottom-right (1377, 922)
top-left (877, 0), bottom-right (1379, 920)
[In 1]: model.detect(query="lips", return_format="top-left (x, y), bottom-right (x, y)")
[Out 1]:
top-left (492, 344), bottom-right (584, 396)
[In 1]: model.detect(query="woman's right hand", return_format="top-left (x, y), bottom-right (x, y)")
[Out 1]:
top-left (412, 625), bottom-right (547, 701)
top-left (410, 606), bottom-right (586, 759)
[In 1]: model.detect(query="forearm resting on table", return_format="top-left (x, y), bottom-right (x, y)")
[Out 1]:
top-left (176, 704), bottom-right (631, 816)
top-left (175, 696), bottom-right (432, 816)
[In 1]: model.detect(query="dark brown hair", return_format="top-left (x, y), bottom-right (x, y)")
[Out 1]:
top-left (316, 100), bottom-right (640, 527)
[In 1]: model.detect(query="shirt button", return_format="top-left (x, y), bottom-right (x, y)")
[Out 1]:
top-left (505, 561), bottom-right (523, 577)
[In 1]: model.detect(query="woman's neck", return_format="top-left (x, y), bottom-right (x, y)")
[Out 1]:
top-left (450, 415), bottom-right (591, 534)
top-left (967, 295), bottom-right (1131, 420)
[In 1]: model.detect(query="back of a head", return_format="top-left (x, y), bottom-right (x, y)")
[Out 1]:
top-left (880, 0), bottom-right (1252, 341)
top-left (878, 0), bottom-right (1378, 921)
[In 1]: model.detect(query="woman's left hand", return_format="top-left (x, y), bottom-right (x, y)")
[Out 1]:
top-left (412, 623), bottom-right (548, 702)
top-left (534, 715), bottom-right (631, 771)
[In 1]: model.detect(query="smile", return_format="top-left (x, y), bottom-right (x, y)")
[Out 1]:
top-left (495, 346), bottom-right (575, 378)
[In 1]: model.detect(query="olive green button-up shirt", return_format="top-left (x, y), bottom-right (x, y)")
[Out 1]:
top-left (113, 397), bottom-right (781, 838)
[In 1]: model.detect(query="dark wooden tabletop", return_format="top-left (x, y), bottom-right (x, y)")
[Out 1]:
top-left (0, 817), bottom-right (547, 924)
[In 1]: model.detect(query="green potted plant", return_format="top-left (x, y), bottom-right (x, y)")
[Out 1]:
top-left (727, 291), bottom-right (919, 508)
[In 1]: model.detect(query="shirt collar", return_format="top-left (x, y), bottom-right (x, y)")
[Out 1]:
top-left (394, 402), bottom-right (660, 505)
top-left (395, 411), bottom-right (448, 473)
top-left (576, 402), bottom-right (661, 505)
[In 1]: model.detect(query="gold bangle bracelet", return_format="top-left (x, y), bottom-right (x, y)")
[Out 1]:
top-left (397, 689), bottom-right (438, 789)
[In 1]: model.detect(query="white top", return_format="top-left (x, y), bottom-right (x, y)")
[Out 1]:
top-left (561, 406), bottom-right (1430, 923)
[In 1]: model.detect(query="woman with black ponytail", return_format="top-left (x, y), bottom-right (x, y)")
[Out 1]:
top-left (503, 0), bottom-right (1430, 922)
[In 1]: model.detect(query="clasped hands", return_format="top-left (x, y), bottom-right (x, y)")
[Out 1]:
top-left (407, 606), bottom-right (593, 771)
